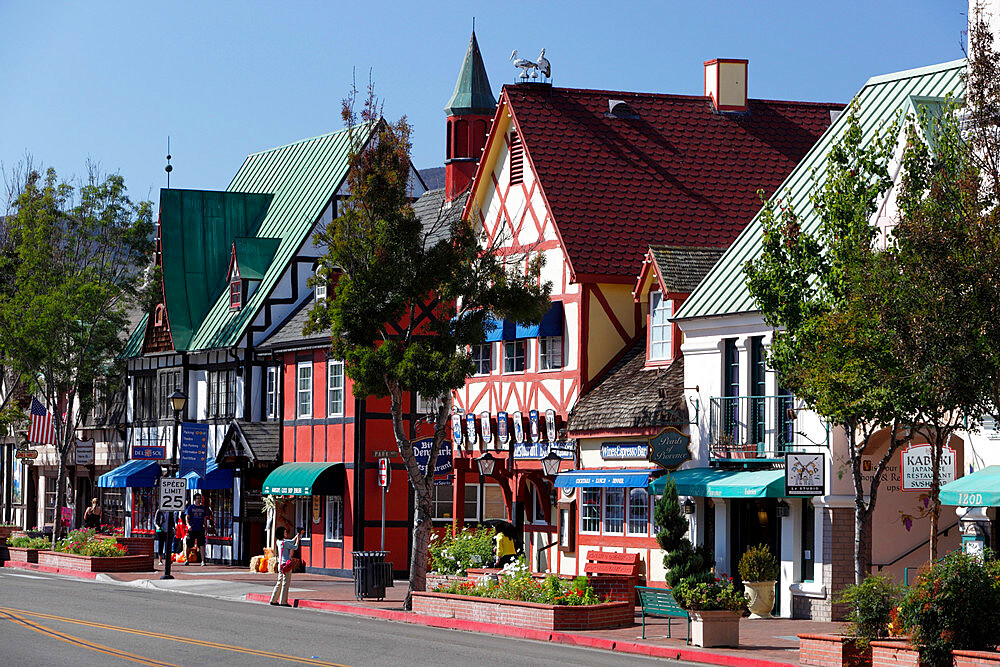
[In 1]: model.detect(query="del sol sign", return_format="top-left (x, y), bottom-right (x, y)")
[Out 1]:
top-left (901, 442), bottom-right (957, 492)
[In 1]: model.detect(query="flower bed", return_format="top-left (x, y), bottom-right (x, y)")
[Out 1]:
top-left (798, 634), bottom-right (872, 667)
top-left (36, 550), bottom-right (154, 573)
top-left (411, 591), bottom-right (633, 631)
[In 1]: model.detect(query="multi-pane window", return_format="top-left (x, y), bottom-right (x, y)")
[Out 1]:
top-left (722, 338), bottom-right (739, 443)
top-left (132, 487), bottom-right (157, 534)
top-left (208, 369), bottom-right (236, 419)
top-left (777, 383), bottom-right (795, 447)
top-left (471, 343), bottom-right (492, 375)
top-left (158, 370), bottom-right (182, 418)
top-left (603, 488), bottom-right (625, 534)
top-left (100, 489), bottom-right (125, 532)
top-left (134, 375), bottom-right (156, 421)
top-left (296, 362), bottom-right (313, 419)
top-left (44, 480), bottom-right (57, 525)
top-left (649, 292), bottom-right (672, 360)
top-left (204, 489), bottom-right (233, 538)
top-left (325, 496), bottom-right (343, 541)
top-left (432, 484), bottom-right (479, 522)
top-left (539, 336), bottom-right (563, 370)
top-left (749, 336), bottom-right (766, 445)
top-left (581, 488), bottom-right (601, 533)
top-left (483, 484), bottom-right (507, 520)
top-left (229, 280), bottom-right (242, 310)
top-left (503, 340), bottom-right (526, 373)
top-left (265, 367), bottom-right (280, 420)
top-left (314, 270), bottom-right (327, 302)
top-left (627, 488), bottom-right (650, 535)
top-left (416, 392), bottom-right (441, 416)
top-left (295, 499), bottom-right (311, 539)
top-left (327, 359), bottom-right (344, 416)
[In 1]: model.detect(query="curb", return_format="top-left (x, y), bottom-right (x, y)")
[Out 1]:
top-left (1, 560), bottom-right (101, 579)
top-left (244, 593), bottom-right (796, 667)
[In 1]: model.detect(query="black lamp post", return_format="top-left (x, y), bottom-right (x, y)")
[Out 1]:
top-left (475, 452), bottom-right (496, 478)
top-left (161, 388), bottom-right (187, 580)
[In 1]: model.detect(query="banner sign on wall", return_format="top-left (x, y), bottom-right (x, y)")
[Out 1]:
top-left (452, 414), bottom-right (464, 447)
top-left (529, 410), bottom-right (541, 443)
top-left (497, 411), bottom-right (509, 444)
top-left (465, 413), bottom-right (477, 447)
top-left (413, 438), bottom-right (453, 478)
top-left (514, 441), bottom-right (575, 460)
top-left (512, 412), bottom-right (525, 444)
top-left (785, 452), bottom-right (826, 495)
top-left (901, 443), bottom-right (957, 491)
top-left (479, 411), bottom-right (492, 446)
top-left (75, 439), bottom-right (95, 466)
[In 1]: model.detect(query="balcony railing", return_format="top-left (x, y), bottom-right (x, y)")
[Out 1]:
top-left (709, 395), bottom-right (802, 462)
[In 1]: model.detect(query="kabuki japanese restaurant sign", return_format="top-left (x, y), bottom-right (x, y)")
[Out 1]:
top-left (901, 442), bottom-right (957, 491)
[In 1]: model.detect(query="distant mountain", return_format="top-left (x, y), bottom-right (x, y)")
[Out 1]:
top-left (418, 167), bottom-right (445, 191)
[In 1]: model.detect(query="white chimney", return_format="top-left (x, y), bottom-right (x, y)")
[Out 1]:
top-left (969, 0), bottom-right (1000, 56)
top-left (704, 58), bottom-right (748, 113)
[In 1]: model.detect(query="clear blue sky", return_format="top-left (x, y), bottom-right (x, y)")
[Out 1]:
top-left (0, 1), bottom-right (970, 203)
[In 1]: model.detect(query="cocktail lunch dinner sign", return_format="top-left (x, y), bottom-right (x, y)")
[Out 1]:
top-left (901, 442), bottom-right (956, 491)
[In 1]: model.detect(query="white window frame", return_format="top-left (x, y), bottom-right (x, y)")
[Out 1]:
top-left (471, 343), bottom-right (492, 375)
top-left (314, 274), bottom-right (327, 302)
top-left (603, 487), bottom-right (625, 535)
top-left (295, 499), bottom-right (311, 541)
top-left (580, 488), bottom-right (601, 534)
top-left (503, 340), bottom-right (527, 373)
top-left (327, 358), bottom-right (344, 417)
top-left (416, 392), bottom-right (440, 416)
top-left (324, 495), bottom-right (343, 542)
top-left (265, 366), bottom-right (280, 420)
top-left (539, 335), bottom-right (563, 371)
top-left (649, 291), bottom-right (672, 361)
top-left (627, 487), bottom-right (650, 536)
top-left (296, 362), bottom-right (313, 419)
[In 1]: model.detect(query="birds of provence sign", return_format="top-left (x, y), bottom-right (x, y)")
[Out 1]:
top-left (648, 427), bottom-right (691, 470)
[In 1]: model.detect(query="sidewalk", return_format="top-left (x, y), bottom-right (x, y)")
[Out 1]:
top-left (3, 560), bottom-right (842, 666)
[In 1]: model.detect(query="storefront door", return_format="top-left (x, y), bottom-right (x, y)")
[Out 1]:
top-left (729, 498), bottom-right (781, 614)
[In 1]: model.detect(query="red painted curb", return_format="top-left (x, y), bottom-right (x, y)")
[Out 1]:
top-left (243, 593), bottom-right (795, 667)
top-left (1, 560), bottom-right (100, 579)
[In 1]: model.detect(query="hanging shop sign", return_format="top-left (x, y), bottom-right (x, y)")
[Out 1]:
top-left (901, 442), bottom-right (957, 491)
top-left (648, 427), bottom-right (692, 470)
top-left (413, 438), bottom-right (453, 478)
top-left (479, 411), bottom-right (492, 446)
top-left (452, 414), bottom-right (464, 447)
top-left (785, 452), bottom-right (826, 495)
top-left (15, 448), bottom-right (39, 460)
top-left (75, 439), bottom-right (95, 466)
top-left (465, 413), bottom-right (477, 447)
top-left (497, 411), bottom-right (509, 444)
top-left (545, 409), bottom-right (557, 442)
top-left (312, 495), bottom-right (322, 524)
top-left (529, 410), bottom-right (541, 443)
top-left (601, 442), bottom-right (649, 461)
top-left (512, 411), bottom-right (525, 444)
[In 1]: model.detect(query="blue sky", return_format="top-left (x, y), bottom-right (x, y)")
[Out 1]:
top-left (0, 1), bottom-right (970, 203)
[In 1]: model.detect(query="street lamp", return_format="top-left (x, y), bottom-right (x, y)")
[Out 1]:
top-left (162, 389), bottom-right (187, 580)
top-left (776, 499), bottom-right (790, 518)
top-left (475, 452), bottom-right (496, 478)
top-left (682, 497), bottom-right (696, 515)
top-left (541, 451), bottom-right (562, 478)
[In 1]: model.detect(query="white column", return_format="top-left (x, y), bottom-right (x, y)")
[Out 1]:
top-left (714, 499), bottom-right (729, 576)
top-left (779, 501), bottom-right (801, 618)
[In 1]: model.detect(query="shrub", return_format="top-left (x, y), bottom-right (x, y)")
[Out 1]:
top-left (898, 550), bottom-right (1000, 667)
top-left (6, 536), bottom-right (50, 549)
top-left (673, 578), bottom-right (746, 612)
top-left (429, 526), bottom-right (496, 575)
top-left (836, 574), bottom-right (904, 648)
top-left (738, 543), bottom-right (778, 582)
top-left (654, 475), bottom-right (714, 589)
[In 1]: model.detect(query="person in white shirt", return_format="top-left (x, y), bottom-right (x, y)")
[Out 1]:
top-left (269, 526), bottom-right (303, 606)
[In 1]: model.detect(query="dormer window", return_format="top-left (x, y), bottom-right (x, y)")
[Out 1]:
top-left (648, 291), bottom-right (672, 361)
top-left (229, 279), bottom-right (242, 310)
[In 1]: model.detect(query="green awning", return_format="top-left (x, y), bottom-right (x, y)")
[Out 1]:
top-left (262, 462), bottom-right (345, 497)
top-left (940, 466), bottom-right (1000, 506)
top-left (649, 468), bottom-right (787, 498)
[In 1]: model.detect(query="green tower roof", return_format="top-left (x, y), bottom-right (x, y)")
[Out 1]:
top-left (444, 32), bottom-right (496, 115)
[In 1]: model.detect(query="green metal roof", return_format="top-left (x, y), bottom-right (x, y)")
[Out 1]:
top-left (262, 462), bottom-right (345, 496)
top-left (674, 59), bottom-right (966, 321)
top-left (233, 237), bottom-right (281, 280)
top-left (444, 31), bottom-right (496, 115)
top-left (122, 313), bottom-right (148, 359)
top-left (166, 125), bottom-right (369, 351)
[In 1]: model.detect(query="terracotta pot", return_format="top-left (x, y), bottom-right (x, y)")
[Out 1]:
top-left (689, 609), bottom-right (741, 648)
top-left (743, 580), bottom-right (776, 619)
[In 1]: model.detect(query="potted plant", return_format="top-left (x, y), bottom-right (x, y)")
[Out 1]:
top-left (738, 543), bottom-right (778, 619)
top-left (674, 578), bottom-right (747, 647)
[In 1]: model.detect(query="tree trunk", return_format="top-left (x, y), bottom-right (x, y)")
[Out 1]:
top-left (52, 456), bottom-right (67, 548)
top-left (846, 420), bottom-right (869, 584)
top-left (405, 478), bottom-right (433, 611)
top-left (928, 428), bottom-right (944, 562)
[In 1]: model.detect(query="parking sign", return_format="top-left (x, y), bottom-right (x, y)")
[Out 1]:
top-left (159, 477), bottom-right (188, 512)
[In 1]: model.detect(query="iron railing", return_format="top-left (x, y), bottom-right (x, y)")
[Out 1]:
top-left (709, 395), bottom-right (802, 461)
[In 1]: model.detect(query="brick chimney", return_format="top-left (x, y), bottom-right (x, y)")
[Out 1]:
top-left (704, 58), bottom-right (749, 113)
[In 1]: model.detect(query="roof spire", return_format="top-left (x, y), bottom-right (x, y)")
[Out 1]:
top-left (444, 30), bottom-right (496, 115)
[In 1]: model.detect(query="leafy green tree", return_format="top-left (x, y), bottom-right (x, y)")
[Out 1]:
top-left (306, 86), bottom-right (550, 609)
top-left (0, 166), bottom-right (153, 545)
top-left (654, 475), bottom-right (713, 588)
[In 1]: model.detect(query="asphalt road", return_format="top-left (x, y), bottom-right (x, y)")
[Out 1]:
top-left (0, 570), bottom-right (692, 666)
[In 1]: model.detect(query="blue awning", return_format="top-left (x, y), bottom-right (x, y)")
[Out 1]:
top-left (97, 459), bottom-right (160, 488)
top-left (485, 316), bottom-right (514, 342)
top-left (183, 460), bottom-right (234, 490)
top-left (555, 468), bottom-right (655, 488)
top-left (515, 301), bottom-right (564, 339)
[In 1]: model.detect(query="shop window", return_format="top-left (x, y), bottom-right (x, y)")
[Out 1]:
top-left (296, 362), bottom-right (313, 419)
top-left (432, 484), bottom-right (478, 522)
top-left (325, 496), bottom-right (343, 541)
top-left (649, 292), bottom-right (672, 360)
top-left (627, 488), bottom-right (650, 536)
top-left (204, 489), bottom-right (233, 540)
top-left (432, 484), bottom-right (453, 521)
top-left (208, 369), bottom-right (236, 419)
top-left (531, 486), bottom-right (549, 525)
top-left (294, 499), bottom-right (311, 540)
top-left (503, 340), bottom-right (526, 373)
top-left (44, 480), bottom-right (57, 526)
top-left (100, 489), bottom-right (125, 533)
top-left (801, 499), bottom-right (815, 582)
top-left (131, 487), bottom-right (157, 534)
top-left (603, 488), bottom-right (625, 534)
top-left (539, 336), bottom-right (563, 370)
top-left (158, 370), bottom-right (182, 419)
top-left (265, 366), bottom-right (280, 420)
top-left (580, 488), bottom-right (601, 533)
top-left (471, 343), bottom-right (492, 375)
top-left (327, 359), bottom-right (344, 416)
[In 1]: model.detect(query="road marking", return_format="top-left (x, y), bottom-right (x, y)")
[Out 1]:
top-left (0, 606), bottom-right (349, 666)
top-left (0, 609), bottom-right (177, 667)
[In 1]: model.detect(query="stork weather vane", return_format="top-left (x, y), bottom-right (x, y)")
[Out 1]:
top-left (510, 48), bottom-right (551, 82)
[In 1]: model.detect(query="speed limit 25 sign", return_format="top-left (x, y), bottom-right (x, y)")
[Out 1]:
top-left (159, 477), bottom-right (188, 512)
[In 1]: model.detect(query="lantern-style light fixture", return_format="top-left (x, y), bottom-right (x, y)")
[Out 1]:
top-left (541, 451), bottom-right (562, 477)
top-left (682, 497), bottom-right (696, 515)
top-left (776, 499), bottom-right (791, 518)
top-left (169, 389), bottom-right (188, 414)
top-left (476, 452), bottom-right (496, 478)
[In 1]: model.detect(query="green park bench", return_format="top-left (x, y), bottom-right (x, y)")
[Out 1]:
top-left (635, 586), bottom-right (690, 642)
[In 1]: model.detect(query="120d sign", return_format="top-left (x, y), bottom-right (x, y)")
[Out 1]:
top-left (159, 478), bottom-right (188, 512)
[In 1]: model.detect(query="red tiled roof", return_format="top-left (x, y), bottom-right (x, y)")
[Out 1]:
top-left (503, 85), bottom-right (843, 278)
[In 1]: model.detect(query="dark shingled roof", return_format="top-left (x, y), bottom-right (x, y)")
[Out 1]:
top-left (568, 338), bottom-right (687, 433)
top-left (649, 245), bottom-right (725, 293)
top-left (258, 298), bottom-right (327, 350)
top-left (217, 419), bottom-right (280, 464)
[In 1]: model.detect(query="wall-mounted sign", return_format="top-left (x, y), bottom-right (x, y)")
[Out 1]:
top-left (785, 452), bottom-right (825, 496)
top-left (512, 411), bottom-right (525, 444)
top-left (452, 414), bottom-right (464, 447)
top-left (312, 495), bottom-right (322, 524)
top-left (601, 442), bottom-right (649, 460)
top-left (901, 443), bottom-right (957, 491)
top-left (529, 410), bottom-right (541, 443)
top-left (514, 441), bottom-right (575, 460)
top-left (648, 427), bottom-right (691, 470)
top-left (413, 438), bottom-right (453, 478)
top-left (497, 411), bottom-right (509, 444)
top-left (545, 409), bottom-right (557, 442)
top-left (132, 445), bottom-right (166, 460)
top-left (75, 439), bottom-right (95, 466)
top-left (466, 413), bottom-right (477, 447)
top-left (479, 411), bottom-right (492, 446)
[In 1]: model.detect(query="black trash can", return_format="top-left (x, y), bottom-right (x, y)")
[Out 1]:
top-left (352, 550), bottom-right (394, 600)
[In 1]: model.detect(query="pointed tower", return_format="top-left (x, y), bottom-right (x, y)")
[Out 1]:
top-left (444, 32), bottom-right (496, 201)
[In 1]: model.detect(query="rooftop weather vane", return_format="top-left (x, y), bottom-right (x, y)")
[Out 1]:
top-left (164, 137), bottom-right (173, 189)
top-left (510, 48), bottom-right (551, 83)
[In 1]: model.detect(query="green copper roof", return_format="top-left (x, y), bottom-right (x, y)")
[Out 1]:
top-left (122, 313), bottom-right (148, 359)
top-left (444, 32), bottom-right (496, 115)
top-left (233, 237), bottom-right (281, 280)
top-left (675, 59), bottom-right (966, 321)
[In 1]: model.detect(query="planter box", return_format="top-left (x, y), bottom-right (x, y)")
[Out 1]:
top-left (115, 536), bottom-right (154, 557)
top-left (411, 591), bottom-right (633, 631)
top-left (799, 634), bottom-right (872, 667)
top-left (689, 609), bottom-right (741, 648)
top-left (36, 551), bottom-right (153, 573)
top-left (426, 572), bottom-right (470, 591)
top-left (954, 649), bottom-right (1000, 666)
top-left (871, 639), bottom-right (922, 667)
top-left (4, 546), bottom-right (43, 563)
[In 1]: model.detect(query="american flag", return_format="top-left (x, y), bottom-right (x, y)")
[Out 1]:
top-left (28, 397), bottom-right (55, 445)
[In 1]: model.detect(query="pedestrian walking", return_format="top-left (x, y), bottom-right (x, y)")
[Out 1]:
top-left (184, 493), bottom-right (214, 566)
top-left (83, 498), bottom-right (102, 530)
top-left (153, 510), bottom-right (168, 565)
top-left (269, 527), bottom-right (303, 607)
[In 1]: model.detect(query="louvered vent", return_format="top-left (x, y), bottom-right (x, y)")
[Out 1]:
top-left (509, 131), bottom-right (524, 185)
